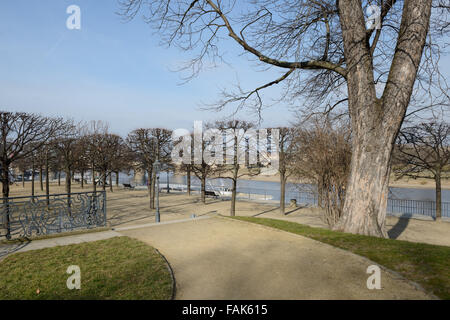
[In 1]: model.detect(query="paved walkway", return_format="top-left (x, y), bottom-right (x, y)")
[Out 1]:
top-left (119, 217), bottom-right (433, 300)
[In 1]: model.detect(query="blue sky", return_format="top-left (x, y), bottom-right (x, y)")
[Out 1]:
top-left (0, 1), bottom-right (448, 136)
top-left (0, 0), bottom-right (291, 136)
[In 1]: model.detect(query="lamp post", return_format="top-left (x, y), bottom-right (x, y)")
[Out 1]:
top-left (153, 159), bottom-right (161, 223)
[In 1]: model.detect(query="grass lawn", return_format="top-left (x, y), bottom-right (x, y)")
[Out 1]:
top-left (0, 237), bottom-right (173, 300)
top-left (231, 216), bottom-right (450, 300)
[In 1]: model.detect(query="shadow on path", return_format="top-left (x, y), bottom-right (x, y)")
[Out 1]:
top-left (387, 216), bottom-right (410, 239)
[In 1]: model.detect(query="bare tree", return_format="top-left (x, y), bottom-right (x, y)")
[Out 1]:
top-left (394, 120), bottom-right (450, 220)
top-left (292, 117), bottom-right (352, 227)
top-left (127, 128), bottom-right (157, 205)
top-left (148, 128), bottom-right (173, 207)
top-left (190, 126), bottom-right (222, 204)
top-left (127, 128), bottom-right (172, 208)
top-left (273, 127), bottom-right (297, 215)
top-left (0, 112), bottom-right (62, 198)
top-left (53, 120), bottom-right (82, 197)
top-left (120, 0), bottom-right (441, 236)
top-left (179, 163), bottom-right (193, 196)
top-left (214, 119), bottom-right (258, 216)
top-left (0, 112), bottom-right (63, 239)
top-left (83, 121), bottom-right (110, 193)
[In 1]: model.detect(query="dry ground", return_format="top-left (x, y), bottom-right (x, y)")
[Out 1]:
top-left (5, 181), bottom-right (450, 247)
top-left (120, 217), bottom-right (433, 299)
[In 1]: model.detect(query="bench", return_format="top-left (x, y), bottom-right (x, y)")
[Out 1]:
top-left (123, 183), bottom-right (135, 189)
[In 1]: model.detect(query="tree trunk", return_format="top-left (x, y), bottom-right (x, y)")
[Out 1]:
top-left (65, 168), bottom-right (72, 210)
top-left (187, 167), bottom-right (191, 196)
top-left (45, 157), bottom-right (50, 206)
top-left (230, 178), bottom-right (237, 216)
top-left (317, 177), bottom-right (323, 208)
top-left (65, 168), bottom-right (71, 194)
top-left (109, 172), bottom-right (113, 192)
top-left (334, 132), bottom-right (392, 237)
top-left (435, 171), bottom-right (442, 221)
top-left (116, 171), bottom-right (119, 187)
top-left (2, 162), bottom-right (10, 198)
top-left (335, 0), bottom-right (432, 237)
top-left (31, 163), bottom-right (35, 198)
top-left (201, 175), bottom-right (206, 204)
top-left (92, 166), bottom-right (96, 193)
top-left (58, 172), bottom-right (61, 186)
top-left (102, 171), bottom-right (107, 192)
top-left (81, 170), bottom-right (84, 189)
top-left (280, 172), bottom-right (286, 215)
top-left (1, 162), bottom-right (11, 239)
top-left (39, 165), bottom-right (44, 191)
top-left (22, 170), bottom-right (25, 188)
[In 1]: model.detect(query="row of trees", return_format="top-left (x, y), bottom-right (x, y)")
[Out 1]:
top-left (1, 111), bottom-right (448, 227)
top-left (0, 114), bottom-right (131, 200)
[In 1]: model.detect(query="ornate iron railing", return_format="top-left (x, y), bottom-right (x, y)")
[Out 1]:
top-left (0, 191), bottom-right (107, 240)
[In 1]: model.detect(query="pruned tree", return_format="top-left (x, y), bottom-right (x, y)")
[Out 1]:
top-left (393, 120), bottom-right (450, 220)
top-left (214, 119), bottom-right (258, 216)
top-left (120, 0), bottom-right (442, 236)
top-left (190, 125), bottom-right (223, 204)
top-left (0, 112), bottom-right (62, 198)
top-left (111, 142), bottom-right (134, 190)
top-left (0, 112), bottom-right (63, 239)
top-left (273, 127), bottom-right (297, 215)
top-left (127, 128), bottom-right (157, 205)
top-left (89, 132), bottom-right (125, 192)
top-left (84, 121), bottom-right (110, 193)
top-left (179, 163), bottom-right (193, 196)
top-left (148, 128), bottom-right (173, 207)
top-left (127, 128), bottom-right (172, 208)
top-left (53, 120), bottom-right (83, 197)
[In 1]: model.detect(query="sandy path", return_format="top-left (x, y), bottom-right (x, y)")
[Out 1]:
top-left (119, 217), bottom-right (432, 300)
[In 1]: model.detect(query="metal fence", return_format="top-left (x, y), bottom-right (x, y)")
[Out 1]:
top-left (233, 186), bottom-right (450, 219)
top-left (0, 191), bottom-right (107, 240)
top-left (387, 198), bottom-right (450, 218)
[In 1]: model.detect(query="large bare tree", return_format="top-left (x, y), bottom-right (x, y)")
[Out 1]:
top-left (393, 120), bottom-right (450, 220)
top-left (120, 0), bottom-right (442, 236)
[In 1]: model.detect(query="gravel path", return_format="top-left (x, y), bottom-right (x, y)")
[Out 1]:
top-left (119, 217), bottom-right (433, 300)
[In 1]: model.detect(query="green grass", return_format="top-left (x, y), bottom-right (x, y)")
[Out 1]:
top-left (230, 216), bottom-right (450, 300)
top-left (0, 237), bottom-right (173, 300)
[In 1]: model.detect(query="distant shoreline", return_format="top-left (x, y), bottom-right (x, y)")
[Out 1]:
top-left (234, 173), bottom-right (450, 191)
